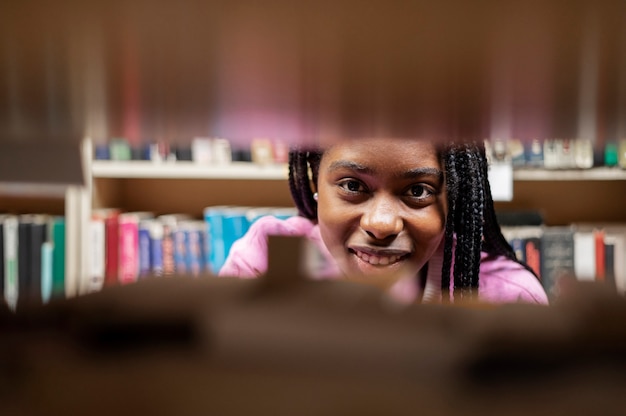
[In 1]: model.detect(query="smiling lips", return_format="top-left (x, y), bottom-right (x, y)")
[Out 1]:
top-left (351, 248), bottom-right (410, 266)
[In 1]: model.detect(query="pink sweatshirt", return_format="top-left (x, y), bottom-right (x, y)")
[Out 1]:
top-left (219, 216), bottom-right (549, 305)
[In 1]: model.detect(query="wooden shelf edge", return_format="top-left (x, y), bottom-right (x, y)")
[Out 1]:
top-left (93, 161), bottom-right (626, 182)
top-left (92, 161), bottom-right (289, 180)
top-left (513, 167), bottom-right (626, 181)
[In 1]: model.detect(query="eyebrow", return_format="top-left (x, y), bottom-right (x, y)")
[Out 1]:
top-left (327, 160), bottom-right (373, 174)
top-left (327, 160), bottom-right (444, 182)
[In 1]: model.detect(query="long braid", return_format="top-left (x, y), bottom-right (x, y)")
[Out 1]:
top-left (288, 149), bottom-right (320, 220)
top-left (441, 147), bottom-right (458, 302)
top-left (445, 142), bottom-right (484, 300)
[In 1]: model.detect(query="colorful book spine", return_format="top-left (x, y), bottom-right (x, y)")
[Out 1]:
top-left (104, 211), bottom-right (120, 286)
top-left (51, 216), bottom-right (66, 301)
top-left (161, 221), bottom-right (175, 276)
top-left (157, 215), bottom-right (191, 276)
top-left (173, 227), bottom-right (188, 274)
top-left (184, 221), bottom-right (205, 276)
top-left (148, 220), bottom-right (164, 277)
top-left (595, 229), bottom-right (606, 281)
top-left (118, 213), bottom-right (153, 284)
top-left (41, 241), bottom-right (53, 304)
top-left (204, 206), bottom-right (229, 273)
top-left (138, 220), bottom-right (152, 278)
top-left (524, 236), bottom-right (542, 280)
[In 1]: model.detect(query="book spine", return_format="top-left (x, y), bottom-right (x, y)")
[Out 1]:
top-left (204, 207), bottom-right (225, 273)
top-left (41, 241), bottom-right (54, 304)
top-left (104, 214), bottom-right (120, 286)
top-left (3, 216), bottom-right (19, 311)
top-left (173, 226), bottom-right (187, 274)
top-left (541, 226), bottom-right (575, 299)
top-left (28, 220), bottom-right (47, 306)
top-left (51, 217), bottom-right (66, 301)
top-left (524, 237), bottom-right (542, 280)
top-left (118, 214), bottom-right (140, 284)
top-left (148, 221), bottom-right (164, 277)
top-left (510, 237), bottom-right (525, 263)
top-left (17, 220), bottom-right (31, 310)
top-left (185, 222), bottom-right (204, 276)
top-left (138, 221), bottom-right (152, 278)
top-left (574, 230), bottom-right (596, 281)
top-left (161, 221), bottom-right (175, 276)
top-left (605, 239), bottom-right (616, 289)
top-left (595, 229), bottom-right (606, 281)
top-left (89, 217), bottom-right (106, 293)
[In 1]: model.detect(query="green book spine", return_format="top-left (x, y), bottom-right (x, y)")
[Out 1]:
top-left (51, 217), bottom-right (66, 301)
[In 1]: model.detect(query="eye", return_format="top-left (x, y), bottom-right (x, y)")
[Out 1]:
top-left (405, 184), bottom-right (434, 200)
top-left (337, 179), bottom-right (367, 194)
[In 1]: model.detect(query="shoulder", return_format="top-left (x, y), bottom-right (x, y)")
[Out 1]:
top-left (249, 215), bottom-right (318, 236)
top-left (479, 253), bottom-right (549, 305)
top-left (218, 215), bottom-right (317, 277)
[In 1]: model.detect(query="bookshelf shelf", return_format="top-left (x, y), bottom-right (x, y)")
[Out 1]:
top-left (92, 161), bottom-right (289, 180)
top-left (513, 167), bottom-right (626, 181)
top-left (92, 161), bottom-right (626, 182)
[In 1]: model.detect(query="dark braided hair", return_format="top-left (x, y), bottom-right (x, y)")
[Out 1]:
top-left (287, 140), bottom-right (530, 301)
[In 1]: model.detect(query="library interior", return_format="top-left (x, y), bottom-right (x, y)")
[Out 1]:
top-left (1, 0), bottom-right (626, 414)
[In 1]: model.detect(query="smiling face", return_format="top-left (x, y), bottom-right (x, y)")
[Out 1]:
top-left (315, 138), bottom-right (448, 287)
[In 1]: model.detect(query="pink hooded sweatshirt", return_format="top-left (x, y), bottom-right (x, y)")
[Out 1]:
top-left (219, 216), bottom-right (549, 305)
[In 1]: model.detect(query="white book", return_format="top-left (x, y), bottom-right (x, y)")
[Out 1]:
top-left (87, 216), bottom-right (106, 293)
top-left (3, 215), bottom-right (19, 311)
top-left (574, 228), bottom-right (596, 282)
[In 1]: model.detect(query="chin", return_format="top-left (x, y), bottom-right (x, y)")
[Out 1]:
top-left (340, 256), bottom-right (419, 290)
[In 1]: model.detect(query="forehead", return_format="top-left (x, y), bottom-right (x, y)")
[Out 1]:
top-left (320, 138), bottom-right (442, 171)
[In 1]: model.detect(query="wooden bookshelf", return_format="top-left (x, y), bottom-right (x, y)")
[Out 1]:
top-left (90, 161), bottom-right (626, 225)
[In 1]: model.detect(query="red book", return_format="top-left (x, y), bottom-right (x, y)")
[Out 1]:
top-left (103, 210), bottom-right (121, 287)
top-left (118, 212), bottom-right (153, 284)
top-left (595, 229), bottom-right (606, 281)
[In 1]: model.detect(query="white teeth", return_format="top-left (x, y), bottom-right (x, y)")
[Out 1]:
top-left (354, 250), bottom-right (402, 266)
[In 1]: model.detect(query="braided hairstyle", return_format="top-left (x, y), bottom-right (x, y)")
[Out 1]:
top-left (288, 140), bottom-right (528, 302)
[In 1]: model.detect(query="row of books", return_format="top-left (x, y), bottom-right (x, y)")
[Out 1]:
top-left (0, 214), bottom-right (66, 311)
top-left (487, 138), bottom-right (626, 169)
top-left (502, 223), bottom-right (626, 299)
top-left (5, 209), bottom-right (623, 308)
top-left (94, 137), bottom-right (290, 165)
top-left (96, 137), bottom-right (626, 170)
top-left (0, 206), bottom-right (298, 310)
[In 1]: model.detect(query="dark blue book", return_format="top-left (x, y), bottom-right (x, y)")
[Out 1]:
top-left (138, 220), bottom-right (152, 278)
top-left (173, 227), bottom-right (187, 275)
top-left (541, 226), bottom-right (575, 300)
top-left (148, 221), bottom-right (164, 277)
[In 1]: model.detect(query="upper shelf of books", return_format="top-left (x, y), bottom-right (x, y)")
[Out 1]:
top-left (91, 137), bottom-right (626, 181)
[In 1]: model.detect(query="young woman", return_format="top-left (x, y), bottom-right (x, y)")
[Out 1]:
top-left (219, 138), bottom-right (548, 305)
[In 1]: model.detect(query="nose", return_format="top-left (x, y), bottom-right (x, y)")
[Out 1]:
top-left (360, 194), bottom-right (404, 240)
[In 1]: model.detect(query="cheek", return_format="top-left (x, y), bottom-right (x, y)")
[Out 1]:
top-left (409, 208), bottom-right (447, 248)
top-left (317, 203), bottom-right (355, 240)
